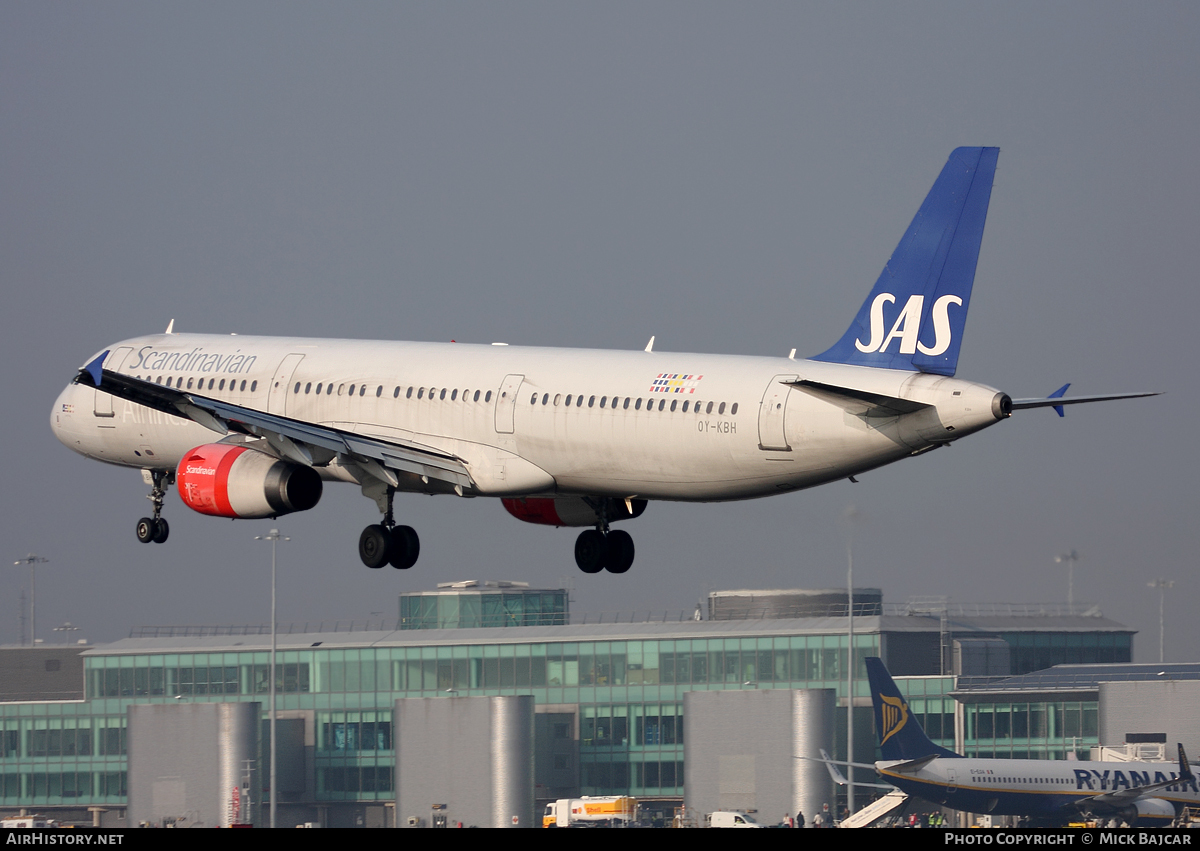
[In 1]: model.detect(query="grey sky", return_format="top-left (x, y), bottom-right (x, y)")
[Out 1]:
top-left (3, 3), bottom-right (1197, 659)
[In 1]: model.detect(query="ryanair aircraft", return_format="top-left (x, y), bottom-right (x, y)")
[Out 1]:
top-left (866, 658), bottom-right (1197, 826)
top-left (51, 148), bottom-right (1154, 574)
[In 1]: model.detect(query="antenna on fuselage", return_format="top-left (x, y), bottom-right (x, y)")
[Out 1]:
top-left (644, 336), bottom-right (655, 353)
top-left (165, 319), bottom-right (175, 335)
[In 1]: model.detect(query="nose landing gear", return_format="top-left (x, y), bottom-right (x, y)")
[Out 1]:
top-left (136, 470), bottom-right (171, 544)
top-left (358, 487), bottom-right (420, 570)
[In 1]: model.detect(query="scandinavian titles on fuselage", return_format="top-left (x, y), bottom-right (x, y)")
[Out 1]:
top-left (129, 346), bottom-right (258, 375)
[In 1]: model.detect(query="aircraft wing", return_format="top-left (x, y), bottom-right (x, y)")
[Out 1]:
top-left (76, 352), bottom-right (474, 491)
top-left (807, 749), bottom-right (896, 790)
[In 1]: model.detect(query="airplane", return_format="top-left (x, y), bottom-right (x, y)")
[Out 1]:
top-left (50, 147), bottom-right (1156, 575)
top-left (864, 657), bottom-right (1198, 826)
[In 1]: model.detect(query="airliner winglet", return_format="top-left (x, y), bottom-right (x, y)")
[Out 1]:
top-left (52, 148), bottom-right (1158, 574)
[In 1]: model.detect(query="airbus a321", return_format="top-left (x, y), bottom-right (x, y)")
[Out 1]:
top-left (51, 148), bottom-right (1154, 574)
top-left (865, 658), bottom-right (1197, 826)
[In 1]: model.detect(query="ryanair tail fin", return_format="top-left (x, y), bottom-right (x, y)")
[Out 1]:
top-left (865, 657), bottom-right (961, 760)
top-left (812, 147), bottom-right (999, 377)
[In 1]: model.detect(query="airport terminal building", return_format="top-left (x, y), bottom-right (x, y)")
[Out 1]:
top-left (0, 583), bottom-right (1146, 827)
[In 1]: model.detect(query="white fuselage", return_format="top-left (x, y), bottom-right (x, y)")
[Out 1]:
top-left (52, 333), bottom-right (1007, 502)
top-left (877, 756), bottom-right (1200, 821)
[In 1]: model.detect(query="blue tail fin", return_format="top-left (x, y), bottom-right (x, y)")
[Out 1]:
top-left (812, 147), bottom-right (999, 377)
top-left (865, 657), bottom-right (961, 760)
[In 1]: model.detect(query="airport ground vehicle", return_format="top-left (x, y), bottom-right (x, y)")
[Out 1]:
top-left (706, 810), bottom-right (761, 828)
top-left (543, 795), bottom-right (638, 827)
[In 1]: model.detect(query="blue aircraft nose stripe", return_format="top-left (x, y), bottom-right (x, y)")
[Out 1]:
top-left (84, 351), bottom-right (108, 387)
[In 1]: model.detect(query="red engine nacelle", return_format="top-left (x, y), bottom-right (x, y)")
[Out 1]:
top-left (501, 497), bottom-right (647, 527)
top-left (177, 444), bottom-right (322, 519)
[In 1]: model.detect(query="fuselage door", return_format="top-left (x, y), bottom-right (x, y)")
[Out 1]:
top-left (758, 374), bottom-right (798, 451)
top-left (495, 374), bottom-right (525, 434)
top-left (267, 354), bottom-right (306, 416)
top-left (94, 347), bottom-right (133, 418)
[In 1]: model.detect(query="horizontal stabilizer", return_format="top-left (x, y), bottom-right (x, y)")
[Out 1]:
top-left (1011, 390), bottom-right (1160, 414)
top-left (788, 379), bottom-right (932, 418)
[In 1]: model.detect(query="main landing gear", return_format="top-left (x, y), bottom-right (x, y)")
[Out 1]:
top-left (574, 503), bottom-right (635, 575)
top-left (359, 487), bottom-right (420, 570)
top-left (136, 470), bottom-right (171, 544)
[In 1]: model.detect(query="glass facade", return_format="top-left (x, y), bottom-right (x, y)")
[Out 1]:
top-left (0, 630), bottom-right (880, 808)
top-left (399, 589), bottom-right (569, 630)
top-left (0, 616), bottom-right (1131, 814)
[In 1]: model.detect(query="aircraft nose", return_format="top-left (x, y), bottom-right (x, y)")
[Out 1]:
top-left (50, 384), bottom-right (81, 447)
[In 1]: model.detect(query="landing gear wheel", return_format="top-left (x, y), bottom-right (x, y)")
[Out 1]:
top-left (136, 518), bottom-right (156, 544)
top-left (359, 525), bottom-right (391, 569)
top-left (604, 529), bottom-right (635, 574)
top-left (152, 518), bottom-right (170, 544)
top-left (575, 529), bottom-right (606, 574)
top-left (388, 526), bottom-right (420, 570)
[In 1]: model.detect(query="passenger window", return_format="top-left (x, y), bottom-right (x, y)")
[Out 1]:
top-left (360, 385), bottom-right (367, 397)
top-left (658, 399), bottom-right (665, 412)
top-left (682, 400), bottom-right (688, 412)
top-left (418, 388), bottom-right (425, 399)
top-left (407, 387), bottom-right (414, 399)
top-left (600, 397), bottom-right (607, 408)
top-left (731, 402), bottom-right (738, 415)
top-left (209, 379), bottom-right (216, 390)
top-left (670, 400), bottom-right (677, 412)
top-left (305, 382), bottom-right (312, 394)
top-left (576, 395), bottom-right (583, 407)
top-left (634, 398), bottom-right (641, 410)
top-left (186, 378), bottom-right (194, 390)
top-left (473, 390), bottom-right (480, 402)
top-left (376, 386), bottom-right (383, 397)
top-left (240, 380), bottom-right (247, 391)
top-left (485, 391), bottom-right (492, 402)
top-left (542, 393), bottom-right (549, 405)
top-left (349, 384), bottom-right (356, 396)
top-left (588, 396), bottom-right (595, 408)
top-left (565, 395), bottom-right (572, 407)
top-left (623, 397), bottom-right (630, 410)
top-left (326, 384), bottom-right (333, 395)
top-left (719, 402), bottom-right (726, 415)
top-left (531, 393), bottom-right (537, 405)
top-left (554, 394), bottom-right (561, 406)
top-left (706, 402), bottom-right (714, 414)
top-left (451, 389), bottom-right (458, 401)
top-left (251, 381), bottom-right (257, 392)
top-left (393, 387), bottom-right (400, 398)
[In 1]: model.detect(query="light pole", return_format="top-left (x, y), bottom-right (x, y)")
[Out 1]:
top-left (255, 529), bottom-right (288, 828)
top-left (13, 555), bottom-right (48, 645)
top-left (1055, 550), bottom-right (1080, 610)
top-left (843, 505), bottom-right (860, 817)
top-left (1147, 579), bottom-right (1174, 663)
top-left (52, 622), bottom-right (80, 645)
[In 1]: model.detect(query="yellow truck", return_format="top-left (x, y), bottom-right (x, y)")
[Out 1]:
top-left (543, 796), bottom-right (638, 827)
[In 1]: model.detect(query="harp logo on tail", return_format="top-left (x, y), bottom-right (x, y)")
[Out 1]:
top-left (879, 693), bottom-right (909, 747)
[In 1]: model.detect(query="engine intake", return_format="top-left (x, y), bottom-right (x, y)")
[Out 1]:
top-left (177, 444), bottom-right (322, 519)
